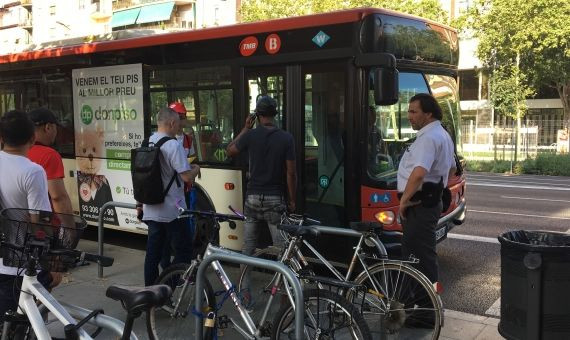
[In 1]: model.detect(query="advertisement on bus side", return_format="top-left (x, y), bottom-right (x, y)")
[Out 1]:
top-left (72, 64), bottom-right (147, 231)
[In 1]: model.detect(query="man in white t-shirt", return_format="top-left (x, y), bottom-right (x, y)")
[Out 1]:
top-left (397, 93), bottom-right (455, 286)
top-left (0, 110), bottom-right (52, 317)
top-left (136, 107), bottom-right (200, 286)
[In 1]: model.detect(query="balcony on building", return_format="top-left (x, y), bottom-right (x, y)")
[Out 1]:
top-left (111, 0), bottom-right (195, 31)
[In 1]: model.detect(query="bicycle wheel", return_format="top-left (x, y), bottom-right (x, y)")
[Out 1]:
top-left (272, 288), bottom-right (372, 340)
top-left (146, 263), bottom-right (216, 340)
top-left (352, 262), bottom-right (443, 340)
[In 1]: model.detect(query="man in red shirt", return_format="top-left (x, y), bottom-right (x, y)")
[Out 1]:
top-left (28, 108), bottom-right (73, 215)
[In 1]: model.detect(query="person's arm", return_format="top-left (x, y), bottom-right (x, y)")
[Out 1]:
top-left (47, 179), bottom-right (73, 214)
top-left (399, 166), bottom-right (426, 219)
top-left (27, 168), bottom-right (52, 212)
top-left (286, 160), bottom-right (297, 212)
top-left (226, 115), bottom-right (255, 157)
top-left (179, 164), bottom-right (201, 185)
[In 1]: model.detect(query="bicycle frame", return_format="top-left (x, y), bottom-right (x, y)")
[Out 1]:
top-left (195, 244), bottom-right (304, 340)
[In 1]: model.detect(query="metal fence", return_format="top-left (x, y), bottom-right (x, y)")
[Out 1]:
top-left (461, 119), bottom-right (563, 161)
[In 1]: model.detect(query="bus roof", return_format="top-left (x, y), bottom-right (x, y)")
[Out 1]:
top-left (0, 8), bottom-right (455, 65)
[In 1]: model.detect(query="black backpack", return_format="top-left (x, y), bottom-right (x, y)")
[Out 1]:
top-left (131, 136), bottom-right (179, 205)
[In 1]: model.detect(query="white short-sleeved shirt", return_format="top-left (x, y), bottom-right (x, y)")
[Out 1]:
top-left (397, 121), bottom-right (455, 192)
top-left (0, 151), bottom-right (51, 275)
top-left (142, 132), bottom-right (192, 222)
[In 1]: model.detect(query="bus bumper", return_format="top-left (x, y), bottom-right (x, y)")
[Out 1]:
top-left (436, 199), bottom-right (466, 242)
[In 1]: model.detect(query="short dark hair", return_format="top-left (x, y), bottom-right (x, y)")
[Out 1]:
top-left (0, 110), bottom-right (35, 147)
top-left (409, 93), bottom-right (443, 120)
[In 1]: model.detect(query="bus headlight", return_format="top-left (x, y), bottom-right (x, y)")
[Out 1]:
top-left (374, 211), bottom-right (395, 225)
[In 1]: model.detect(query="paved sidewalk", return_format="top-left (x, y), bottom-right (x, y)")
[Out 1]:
top-left (46, 240), bottom-right (504, 339)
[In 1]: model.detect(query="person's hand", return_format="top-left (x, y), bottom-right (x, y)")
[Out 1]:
top-left (195, 165), bottom-right (201, 179)
top-left (245, 114), bottom-right (256, 129)
top-left (288, 200), bottom-right (296, 213)
top-left (399, 200), bottom-right (420, 221)
top-left (136, 206), bottom-right (144, 221)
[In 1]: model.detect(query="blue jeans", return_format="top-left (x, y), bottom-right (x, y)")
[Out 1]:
top-left (144, 219), bottom-right (192, 286)
top-left (160, 188), bottom-right (196, 270)
top-left (241, 194), bottom-right (286, 289)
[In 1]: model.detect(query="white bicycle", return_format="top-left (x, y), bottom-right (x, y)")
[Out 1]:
top-left (0, 208), bottom-right (172, 340)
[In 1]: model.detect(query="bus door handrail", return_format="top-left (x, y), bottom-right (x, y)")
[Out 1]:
top-left (97, 201), bottom-right (137, 278)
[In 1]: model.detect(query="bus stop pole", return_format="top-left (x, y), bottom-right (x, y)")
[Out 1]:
top-left (97, 201), bottom-right (137, 278)
top-left (195, 245), bottom-right (304, 340)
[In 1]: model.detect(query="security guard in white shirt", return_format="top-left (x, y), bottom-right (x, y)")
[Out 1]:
top-left (397, 93), bottom-right (455, 285)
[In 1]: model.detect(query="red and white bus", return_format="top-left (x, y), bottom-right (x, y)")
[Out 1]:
top-left (0, 8), bottom-right (466, 255)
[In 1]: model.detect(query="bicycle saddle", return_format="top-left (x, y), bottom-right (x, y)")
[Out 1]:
top-left (350, 221), bottom-right (383, 232)
top-left (278, 224), bottom-right (320, 237)
top-left (106, 284), bottom-right (172, 314)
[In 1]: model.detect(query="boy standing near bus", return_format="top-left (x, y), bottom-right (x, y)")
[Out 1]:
top-left (28, 108), bottom-right (73, 216)
top-left (226, 96), bottom-right (297, 296)
top-left (0, 111), bottom-right (54, 317)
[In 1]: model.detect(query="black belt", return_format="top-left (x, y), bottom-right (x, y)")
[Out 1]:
top-left (397, 191), bottom-right (423, 201)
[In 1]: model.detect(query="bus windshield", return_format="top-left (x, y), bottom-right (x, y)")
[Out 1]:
top-left (367, 71), bottom-right (461, 187)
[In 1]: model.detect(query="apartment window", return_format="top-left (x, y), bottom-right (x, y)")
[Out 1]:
top-left (459, 70), bottom-right (479, 101)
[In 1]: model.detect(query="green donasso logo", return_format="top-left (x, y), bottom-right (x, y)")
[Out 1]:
top-left (81, 105), bottom-right (93, 125)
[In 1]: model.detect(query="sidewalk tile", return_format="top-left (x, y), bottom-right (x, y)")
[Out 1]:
top-left (475, 325), bottom-right (505, 340)
top-left (441, 316), bottom-right (487, 339)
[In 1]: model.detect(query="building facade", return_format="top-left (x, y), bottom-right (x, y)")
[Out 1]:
top-left (0, 0), bottom-right (238, 55)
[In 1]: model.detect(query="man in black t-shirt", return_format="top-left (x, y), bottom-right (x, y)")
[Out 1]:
top-left (227, 96), bottom-right (296, 293)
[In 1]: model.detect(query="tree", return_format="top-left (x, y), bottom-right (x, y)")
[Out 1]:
top-left (239, 0), bottom-right (448, 24)
top-left (467, 0), bottom-right (570, 129)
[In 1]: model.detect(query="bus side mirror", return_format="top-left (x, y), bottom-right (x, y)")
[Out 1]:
top-left (374, 68), bottom-right (399, 106)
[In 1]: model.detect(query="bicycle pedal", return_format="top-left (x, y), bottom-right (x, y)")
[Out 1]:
top-left (217, 315), bottom-right (230, 329)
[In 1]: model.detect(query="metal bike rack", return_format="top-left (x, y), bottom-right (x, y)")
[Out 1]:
top-left (195, 244), bottom-right (305, 340)
top-left (97, 201), bottom-right (137, 278)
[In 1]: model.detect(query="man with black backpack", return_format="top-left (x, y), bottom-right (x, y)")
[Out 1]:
top-left (133, 107), bottom-right (200, 286)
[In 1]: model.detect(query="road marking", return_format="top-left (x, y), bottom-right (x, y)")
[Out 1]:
top-left (468, 173), bottom-right (570, 183)
top-left (470, 209), bottom-right (570, 220)
top-left (447, 233), bottom-right (499, 244)
top-left (485, 298), bottom-right (501, 317)
top-left (469, 182), bottom-right (570, 191)
top-left (500, 196), bottom-right (570, 203)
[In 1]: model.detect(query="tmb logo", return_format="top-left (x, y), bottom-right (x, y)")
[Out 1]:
top-left (240, 36), bottom-right (259, 57)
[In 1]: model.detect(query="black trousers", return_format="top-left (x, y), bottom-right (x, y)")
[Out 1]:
top-left (401, 201), bottom-right (443, 283)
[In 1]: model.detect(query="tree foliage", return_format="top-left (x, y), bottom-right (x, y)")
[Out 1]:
top-left (467, 0), bottom-right (570, 126)
top-left (239, 0), bottom-right (448, 24)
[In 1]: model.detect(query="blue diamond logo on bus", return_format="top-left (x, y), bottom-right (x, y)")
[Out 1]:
top-left (312, 31), bottom-right (330, 47)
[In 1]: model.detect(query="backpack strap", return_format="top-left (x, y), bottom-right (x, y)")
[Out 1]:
top-left (152, 136), bottom-right (181, 194)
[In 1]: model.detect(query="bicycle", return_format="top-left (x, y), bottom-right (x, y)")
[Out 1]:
top-left (0, 208), bottom-right (173, 340)
top-left (150, 206), bottom-right (372, 339)
top-left (238, 212), bottom-right (444, 340)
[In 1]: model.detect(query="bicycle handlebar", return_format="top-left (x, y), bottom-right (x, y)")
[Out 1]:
top-left (50, 249), bottom-right (115, 268)
top-left (177, 206), bottom-right (245, 223)
top-left (0, 241), bottom-right (114, 267)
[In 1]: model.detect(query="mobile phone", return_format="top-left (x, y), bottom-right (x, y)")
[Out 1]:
top-left (249, 113), bottom-right (257, 120)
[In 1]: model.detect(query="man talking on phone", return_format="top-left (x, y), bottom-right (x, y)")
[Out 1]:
top-left (226, 96), bottom-right (296, 300)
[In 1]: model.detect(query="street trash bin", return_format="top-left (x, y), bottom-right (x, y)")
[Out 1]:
top-left (498, 230), bottom-right (570, 340)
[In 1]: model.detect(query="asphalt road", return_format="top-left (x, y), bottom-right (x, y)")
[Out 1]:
top-left (439, 171), bottom-right (570, 315)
